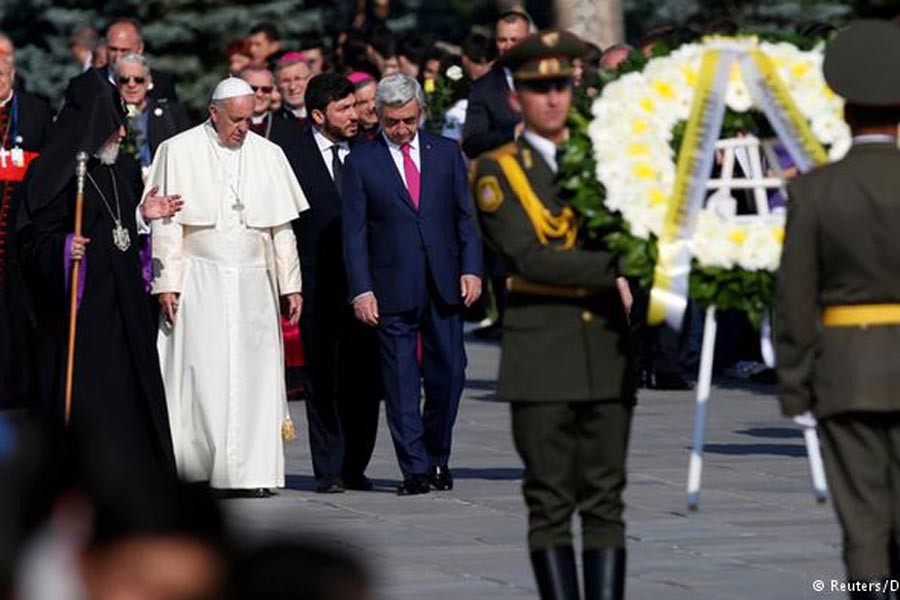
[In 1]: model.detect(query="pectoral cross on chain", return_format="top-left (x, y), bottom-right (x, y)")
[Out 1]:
top-left (231, 196), bottom-right (246, 224)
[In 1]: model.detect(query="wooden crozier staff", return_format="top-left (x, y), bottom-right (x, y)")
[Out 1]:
top-left (64, 151), bottom-right (89, 425)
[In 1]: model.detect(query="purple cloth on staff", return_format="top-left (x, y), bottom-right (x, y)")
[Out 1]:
top-left (139, 234), bottom-right (153, 292)
top-left (64, 233), bottom-right (87, 310)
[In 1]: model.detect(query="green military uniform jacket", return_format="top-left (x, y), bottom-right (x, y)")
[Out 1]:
top-left (777, 141), bottom-right (900, 418)
top-left (473, 136), bottom-right (634, 403)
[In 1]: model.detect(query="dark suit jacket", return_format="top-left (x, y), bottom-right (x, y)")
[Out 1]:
top-left (343, 130), bottom-right (482, 314)
top-left (146, 98), bottom-right (191, 157)
top-left (461, 66), bottom-right (521, 160)
top-left (280, 128), bottom-right (345, 305)
top-left (777, 141), bottom-right (900, 418)
top-left (270, 107), bottom-right (309, 148)
top-left (9, 91), bottom-right (52, 152)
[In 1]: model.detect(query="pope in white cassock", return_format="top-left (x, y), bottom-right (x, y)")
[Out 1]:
top-left (146, 78), bottom-right (308, 496)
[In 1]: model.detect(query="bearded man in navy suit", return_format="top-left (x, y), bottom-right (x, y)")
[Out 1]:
top-left (343, 73), bottom-right (483, 496)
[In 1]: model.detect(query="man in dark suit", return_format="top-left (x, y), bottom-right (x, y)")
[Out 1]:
top-left (102, 17), bottom-right (178, 102)
top-left (462, 12), bottom-right (531, 340)
top-left (116, 53), bottom-right (190, 166)
top-left (343, 73), bottom-right (482, 496)
top-left (278, 73), bottom-right (382, 494)
top-left (777, 21), bottom-right (900, 595)
top-left (272, 53), bottom-right (312, 146)
top-left (460, 10), bottom-right (530, 160)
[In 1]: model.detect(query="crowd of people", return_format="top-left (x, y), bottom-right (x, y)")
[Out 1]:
top-left (0, 6), bottom-right (898, 600)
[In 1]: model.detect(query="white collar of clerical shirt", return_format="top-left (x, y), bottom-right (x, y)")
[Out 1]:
top-left (313, 126), bottom-right (349, 153)
top-left (383, 131), bottom-right (419, 153)
top-left (522, 128), bottom-right (567, 173)
top-left (0, 91), bottom-right (12, 108)
top-left (251, 113), bottom-right (268, 125)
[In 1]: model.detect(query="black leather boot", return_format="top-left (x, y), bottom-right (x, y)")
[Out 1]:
top-left (583, 547), bottom-right (626, 600)
top-left (530, 546), bottom-right (580, 600)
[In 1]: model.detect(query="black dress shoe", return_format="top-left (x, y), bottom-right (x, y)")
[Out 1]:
top-left (429, 466), bottom-right (454, 491)
top-left (651, 373), bottom-right (693, 391)
top-left (212, 488), bottom-right (274, 499)
top-left (343, 474), bottom-right (374, 491)
top-left (315, 477), bottom-right (345, 494)
top-left (396, 474), bottom-right (431, 496)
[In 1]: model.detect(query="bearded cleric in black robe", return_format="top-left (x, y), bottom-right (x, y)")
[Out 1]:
top-left (16, 69), bottom-right (178, 474)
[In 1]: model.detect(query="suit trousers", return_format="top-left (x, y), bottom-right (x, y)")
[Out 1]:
top-left (376, 292), bottom-right (466, 476)
top-left (303, 286), bottom-right (382, 482)
top-left (819, 412), bottom-right (900, 580)
top-left (511, 401), bottom-right (632, 551)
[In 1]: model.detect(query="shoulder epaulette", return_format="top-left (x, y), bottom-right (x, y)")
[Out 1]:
top-left (483, 142), bottom-right (519, 161)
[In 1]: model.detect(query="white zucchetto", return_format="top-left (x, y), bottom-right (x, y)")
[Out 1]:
top-left (211, 77), bottom-right (254, 101)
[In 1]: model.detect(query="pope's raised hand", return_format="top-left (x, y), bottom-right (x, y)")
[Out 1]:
top-left (141, 186), bottom-right (184, 221)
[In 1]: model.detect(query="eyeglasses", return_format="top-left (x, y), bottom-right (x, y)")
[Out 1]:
top-left (117, 76), bottom-right (147, 85)
top-left (517, 77), bottom-right (573, 94)
top-left (251, 85), bottom-right (274, 94)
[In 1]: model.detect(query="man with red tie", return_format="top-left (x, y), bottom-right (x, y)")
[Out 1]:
top-left (342, 73), bottom-right (483, 495)
top-left (0, 47), bottom-right (51, 408)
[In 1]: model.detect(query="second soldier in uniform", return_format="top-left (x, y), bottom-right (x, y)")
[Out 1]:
top-left (473, 31), bottom-right (634, 600)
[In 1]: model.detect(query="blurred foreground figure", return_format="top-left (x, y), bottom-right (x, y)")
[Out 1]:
top-left (776, 20), bottom-right (900, 598)
top-left (229, 540), bottom-right (371, 600)
top-left (148, 77), bottom-right (308, 498)
top-left (79, 478), bottom-right (227, 600)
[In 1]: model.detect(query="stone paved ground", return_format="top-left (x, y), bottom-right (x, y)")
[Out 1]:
top-left (225, 339), bottom-right (846, 599)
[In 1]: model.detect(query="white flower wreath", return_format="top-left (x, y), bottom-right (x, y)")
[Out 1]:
top-left (586, 38), bottom-right (850, 272)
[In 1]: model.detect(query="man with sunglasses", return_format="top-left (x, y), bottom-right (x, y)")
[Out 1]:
top-left (116, 53), bottom-right (190, 171)
top-left (473, 31), bottom-right (634, 600)
top-left (240, 66), bottom-right (295, 145)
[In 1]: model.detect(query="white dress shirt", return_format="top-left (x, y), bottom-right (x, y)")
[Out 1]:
top-left (503, 67), bottom-right (515, 92)
top-left (312, 127), bottom-right (351, 180)
top-left (522, 129), bottom-right (561, 174)
top-left (383, 131), bottom-right (421, 188)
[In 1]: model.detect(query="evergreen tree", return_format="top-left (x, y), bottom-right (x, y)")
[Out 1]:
top-left (0, 0), bottom-right (330, 114)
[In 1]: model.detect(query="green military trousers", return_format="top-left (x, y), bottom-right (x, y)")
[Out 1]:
top-left (511, 401), bottom-right (632, 551)
top-left (819, 413), bottom-right (900, 581)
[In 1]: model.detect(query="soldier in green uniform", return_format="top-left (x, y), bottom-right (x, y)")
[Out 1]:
top-left (472, 30), bottom-right (634, 600)
top-left (776, 20), bottom-right (900, 599)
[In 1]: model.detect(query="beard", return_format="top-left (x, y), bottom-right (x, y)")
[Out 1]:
top-left (96, 140), bottom-right (121, 166)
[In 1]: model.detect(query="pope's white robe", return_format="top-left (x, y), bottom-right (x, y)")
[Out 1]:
top-left (146, 122), bottom-right (308, 488)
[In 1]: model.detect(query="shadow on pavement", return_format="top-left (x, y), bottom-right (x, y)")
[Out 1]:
top-left (452, 467), bottom-right (522, 481)
top-left (735, 427), bottom-right (803, 439)
top-left (702, 443), bottom-right (807, 457)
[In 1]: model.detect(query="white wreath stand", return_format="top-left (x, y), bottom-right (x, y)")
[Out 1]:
top-left (684, 136), bottom-right (829, 511)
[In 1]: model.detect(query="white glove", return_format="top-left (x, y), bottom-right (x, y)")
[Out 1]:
top-left (792, 411), bottom-right (817, 429)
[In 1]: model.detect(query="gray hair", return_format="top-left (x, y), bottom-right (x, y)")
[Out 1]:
top-left (375, 73), bottom-right (426, 115)
top-left (115, 52), bottom-right (150, 78)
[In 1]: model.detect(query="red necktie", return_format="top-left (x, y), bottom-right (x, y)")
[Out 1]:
top-left (401, 143), bottom-right (420, 210)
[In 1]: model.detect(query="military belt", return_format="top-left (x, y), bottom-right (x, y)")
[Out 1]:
top-left (506, 275), bottom-right (596, 299)
top-left (822, 304), bottom-right (900, 327)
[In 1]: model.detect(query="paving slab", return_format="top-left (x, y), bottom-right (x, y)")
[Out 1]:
top-left (224, 339), bottom-right (844, 599)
